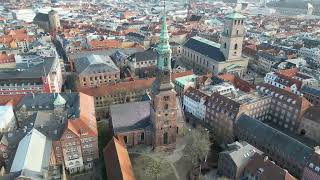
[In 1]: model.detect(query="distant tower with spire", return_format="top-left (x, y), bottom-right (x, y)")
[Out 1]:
top-left (150, 0), bottom-right (178, 149)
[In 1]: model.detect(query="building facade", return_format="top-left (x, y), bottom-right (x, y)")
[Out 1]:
top-left (256, 83), bottom-right (311, 132)
top-left (205, 91), bottom-right (270, 144)
top-left (74, 54), bottom-right (120, 88)
top-left (301, 86), bottom-right (320, 106)
top-left (181, 12), bottom-right (248, 76)
top-left (183, 87), bottom-right (208, 121)
top-left (298, 107), bottom-right (320, 144)
top-left (0, 58), bottom-right (63, 95)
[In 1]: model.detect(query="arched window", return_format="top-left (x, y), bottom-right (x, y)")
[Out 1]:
top-left (241, 20), bottom-right (244, 24)
top-left (164, 58), bottom-right (168, 66)
top-left (164, 104), bottom-right (169, 109)
top-left (234, 20), bottom-right (237, 25)
top-left (234, 43), bottom-right (238, 50)
top-left (163, 132), bottom-right (168, 144)
top-left (238, 20), bottom-right (241, 25)
top-left (224, 43), bottom-right (227, 49)
top-left (226, 29), bottom-right (229, 35)
top-left (236, 30), bottom-right (239, 35)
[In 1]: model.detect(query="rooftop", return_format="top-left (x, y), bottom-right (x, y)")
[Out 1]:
top-left (75, 54), bottom-right (119, 75)
top-left (183, 37), bottom-right (225, 62)
top-left (110, 101), bottom-right (151, 134)
top-left (10, 128), bottom-right (52, 178)
top-left (236, 114), bottom-right (313, 167)
top-left (225, 12), bottom-right (246, 19)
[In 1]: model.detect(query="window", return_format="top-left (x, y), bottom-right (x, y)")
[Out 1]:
top-left (124, 136), bottom-right (128, 144)
top-left (224, 43), bottom-right (227, 49)
top-left (140, 132), bottom-right (145, 141)
top-left (164, 104), bottom-right (169, 109)
top-left (234, 44), bottom-right (238, 50)
top-left (164, 96), bottom-right (169, 101)
top-left (236, 30), bottom-right (239, 35)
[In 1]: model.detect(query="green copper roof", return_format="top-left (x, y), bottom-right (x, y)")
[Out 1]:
top-left (225, 12), bottom-right (246, 19)
top-left (53, 94), bottom-right (66, 106)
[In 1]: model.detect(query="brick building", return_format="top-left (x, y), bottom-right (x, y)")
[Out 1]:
top-left (243, 153), bottom-right (297, 180)
top-left (109, 11), bottom-right (183, 149)
top-left (301, 86), bottom-right (320, 106)
top-left (0, 58), bottom-right (63, 95)
top-left (205, 91), bottom-right (271, 144)
top-left (74, 54), bottom-right (120, 88)
top-left (12, 93), bottom-right (99, 175)
top-left (301, 147), bottom-right (320, 180)
top-left (298, 106), bottom-right (320, 144)
top-left (256, 83), bottom-right (311, 132)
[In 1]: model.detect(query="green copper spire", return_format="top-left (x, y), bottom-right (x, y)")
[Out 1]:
top-left (157, 0), bottom-right (172, 71)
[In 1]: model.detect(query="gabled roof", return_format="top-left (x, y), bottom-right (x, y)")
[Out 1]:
top-left (110, 101), bottom-right (151, 134)
top-left (130, 48), bottom-right (157, 62)
top-left (75, 54), bottom-right (119, 75)
top-left (183, 37), bottom-right (225, 62)
top-left (10, 129), bottom-right (52, 176)
top-left (221, 141), bottom-right (261, 167)
top-left (245, 153), bottom-right (297, 180)
top-left (33, 13), bottom-right (49, 22)
top-left (236, 114), bottom-right (313, 167)
top-left (103, 137), bottom-right (135, 180)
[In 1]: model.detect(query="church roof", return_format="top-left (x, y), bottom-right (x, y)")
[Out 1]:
top-left (110, 101), bottom-right (151, 133)
top-left (183, 36), bottom-right (225, 62)
top-left (225, 12), bottom-right (246, 19)
top-left (53, 93), bottom-right (66, 106)
top-left (33, 13), bottom-right (49, 22)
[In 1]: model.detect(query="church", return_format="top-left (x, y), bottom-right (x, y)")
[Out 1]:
top-left (182, 12), bottom-right (249, 77)
top-left (109, 9), bottom-right (183, 149)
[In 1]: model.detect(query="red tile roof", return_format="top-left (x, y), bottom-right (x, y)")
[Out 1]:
top-left (0, 53), bottom-right (15, 64)
top-left (89, 39), bottom-right (122, 50)
top-left (79, 71), bottom-right (194, 97)
top-left (245, 153), bottom-right (297, 180)
top-left (103, 137), bottom-right (135, 180)
top-left (66, 93), bottom-right (98, 137)
top-left (0, 94), bottom-right (24, 106)
top-left (218, 73), bottom-right (255, 92)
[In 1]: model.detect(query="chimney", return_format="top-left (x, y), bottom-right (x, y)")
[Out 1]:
top-left (315, 146), bottom-right (320, 154)
top-left (263, 156), bottom-right (268, 162)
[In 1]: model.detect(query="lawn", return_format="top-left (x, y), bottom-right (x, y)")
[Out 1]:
top-left (130, 153), bottom-right (177, 180)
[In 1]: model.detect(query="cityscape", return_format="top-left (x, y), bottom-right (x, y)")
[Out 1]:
top-left (0, 0), bottom-right (320, 180)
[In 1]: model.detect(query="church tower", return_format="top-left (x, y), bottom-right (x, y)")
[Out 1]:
top-left (220, 12), bottom-right (246, 61)
top-left (151, 2), bottom-right (178, 149)
top-left (48, 10), bottom-right (61, 32)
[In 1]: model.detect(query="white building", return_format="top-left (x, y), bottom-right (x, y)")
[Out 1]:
top-left (264, 70), bottom-right (318, 95)
top-left (12, 9), bottom-right (36, 23)
top-left (298, 47), bottom-right (320, 61)
top-left (10, 129), bottom-right (52, 179)
top-left (200, 82), bottom-right (236, 97)
top-left (183, 87), bottom-right (208, 121)
top-left (0, 106), bottom-right (15, 132)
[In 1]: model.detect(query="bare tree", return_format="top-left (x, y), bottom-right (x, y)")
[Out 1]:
top-left (184, 128), bottom-right (211, 166)
top-left (139, 153), bottom-right (171, 180)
